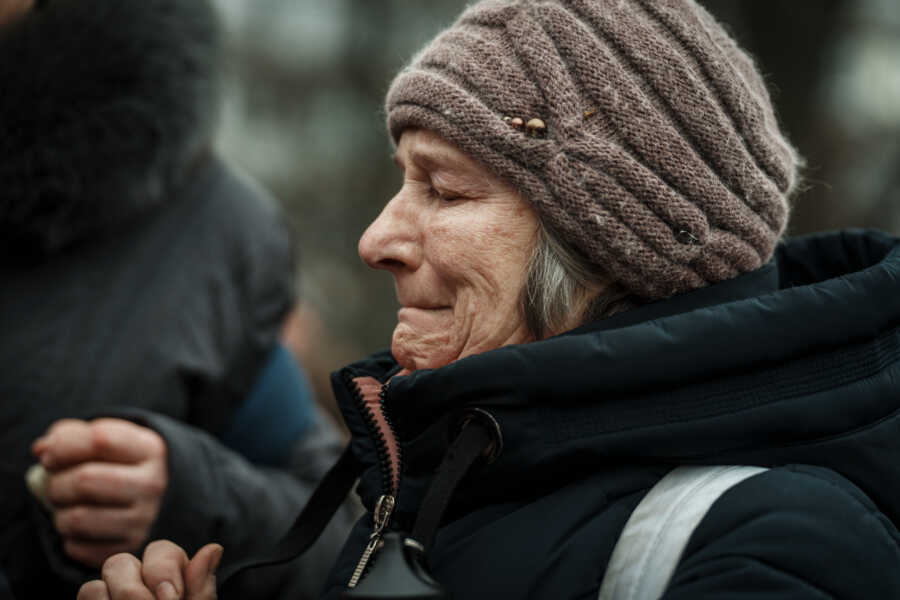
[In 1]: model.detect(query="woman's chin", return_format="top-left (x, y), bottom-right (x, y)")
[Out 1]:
top-left (391, 323), bottom-right (457, 372)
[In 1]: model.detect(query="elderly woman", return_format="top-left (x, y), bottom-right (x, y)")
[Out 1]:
top-left (80, 0), bottom-right (900, 598)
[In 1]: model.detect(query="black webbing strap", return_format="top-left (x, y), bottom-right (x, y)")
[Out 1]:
top-left (409, 420), bottom-right (493, 553)
top-left (217, 445), bottom-right (361, 591)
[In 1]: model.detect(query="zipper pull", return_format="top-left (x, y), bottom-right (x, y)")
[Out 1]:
top-left (347, 494), bottom-right (396, 588)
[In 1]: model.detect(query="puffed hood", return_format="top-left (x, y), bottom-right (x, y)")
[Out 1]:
top-left (0, 0), bottom-right (222, 255)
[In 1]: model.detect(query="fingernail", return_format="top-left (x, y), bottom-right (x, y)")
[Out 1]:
top-left (34, 436), bottom-right (50, 459)
top-left (208, 546), bottom-right (224, 577)
top-left (156, 581), bottom-right (179, 600)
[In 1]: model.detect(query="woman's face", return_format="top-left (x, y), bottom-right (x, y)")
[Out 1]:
top-left (359, 129), bottom-right (539, 372)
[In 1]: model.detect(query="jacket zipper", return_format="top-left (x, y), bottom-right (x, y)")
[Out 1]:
top-left (347, 493), bottom-right (395, 587)
top-left (345, 374), bottom-right (402, 588)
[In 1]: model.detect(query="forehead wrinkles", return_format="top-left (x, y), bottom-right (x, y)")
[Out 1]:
top-left (399, 131), bottom-right (473, 172)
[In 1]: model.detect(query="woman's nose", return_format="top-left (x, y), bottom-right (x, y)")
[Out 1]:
top-left (358, 192), bottom-right (420, 272)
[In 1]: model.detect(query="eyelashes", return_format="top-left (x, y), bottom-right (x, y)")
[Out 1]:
top-left (395, 167), bottom-right (467, 203)
top-left (429, 185), bottom-right (462, 203)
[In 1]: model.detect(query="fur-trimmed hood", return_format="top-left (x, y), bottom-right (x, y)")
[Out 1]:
top-left (0, 0), bottom-right (222, 255)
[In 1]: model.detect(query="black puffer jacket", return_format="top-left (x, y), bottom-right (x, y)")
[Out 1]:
top-left (323, 229), bottom-right (900, 599)
top-left (0, 1), bottom-right (350, 598)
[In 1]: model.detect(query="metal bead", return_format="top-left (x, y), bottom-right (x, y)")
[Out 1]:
top-left (525, 118), bottom-right (546, 134)
top-left (676, 230), bottom-right (701, 245)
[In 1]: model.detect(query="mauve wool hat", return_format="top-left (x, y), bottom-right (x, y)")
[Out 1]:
top-left (386, 0), bottom-right (800, 301)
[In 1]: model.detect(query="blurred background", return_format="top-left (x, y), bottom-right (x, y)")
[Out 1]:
top-left (211, 0), bottom-right (900, 413)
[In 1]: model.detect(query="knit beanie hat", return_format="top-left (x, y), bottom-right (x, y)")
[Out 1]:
top-left (386, 0), bottom-right (800, 301)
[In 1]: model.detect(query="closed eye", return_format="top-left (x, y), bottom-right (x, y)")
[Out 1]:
top-left (434, 189), bottom-right (461, 203)
top-left (428, 183), bottom-right (463, 203)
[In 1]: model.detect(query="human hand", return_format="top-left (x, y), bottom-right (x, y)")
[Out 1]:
top-left (77, 540), bottom-right (223, 600)
top-left (31, 418), bottom-right (169, 568)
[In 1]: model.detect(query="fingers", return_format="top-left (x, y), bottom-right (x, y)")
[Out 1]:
top-left (55, 504), bottom-right (144, 542)
top-left (41, 441), bottom-right (168, 568)
top-left (100, 553), bottom-right (155, 600)
top-left (32, 418), bottom-right (81, 456)
top-left (35, 418), bottom-right (166, 470)
top-left (54, 497), bottom-right (161, 566)
top-left (184, 544), bottom-right (223, 600)
top-left (32, 419), bottom-right (92, 468)
top-left (78, 542), bottom-right (201, 599)
top-left (156, 581), bottom-right (181, 600)
top-left (46, 461), bottom-right (162, 506)
top-left (77, 580), bottom-right (111, 600)
top-left (141, 540), bottom-right (189, 600)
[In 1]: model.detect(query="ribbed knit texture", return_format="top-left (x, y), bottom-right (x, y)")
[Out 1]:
top-left (386, 0), bottom-right (800, 301)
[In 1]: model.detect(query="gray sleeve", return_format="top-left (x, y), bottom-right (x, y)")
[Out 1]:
top-left (147, 165), bottom-right (356, 597)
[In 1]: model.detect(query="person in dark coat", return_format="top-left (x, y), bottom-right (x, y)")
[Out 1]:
top-left (79, 1), bottom-right (900, 598)
top-left (0, 0), bottom-right (352, 598)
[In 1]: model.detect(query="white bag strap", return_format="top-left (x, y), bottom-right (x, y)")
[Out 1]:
top-left (598, 465), bottom-right (768, 600)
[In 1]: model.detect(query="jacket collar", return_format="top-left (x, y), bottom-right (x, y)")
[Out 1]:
top-left (568, 259), bottom-right (779, 335)
top-left (336, 231), bottom-right (900, 525)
